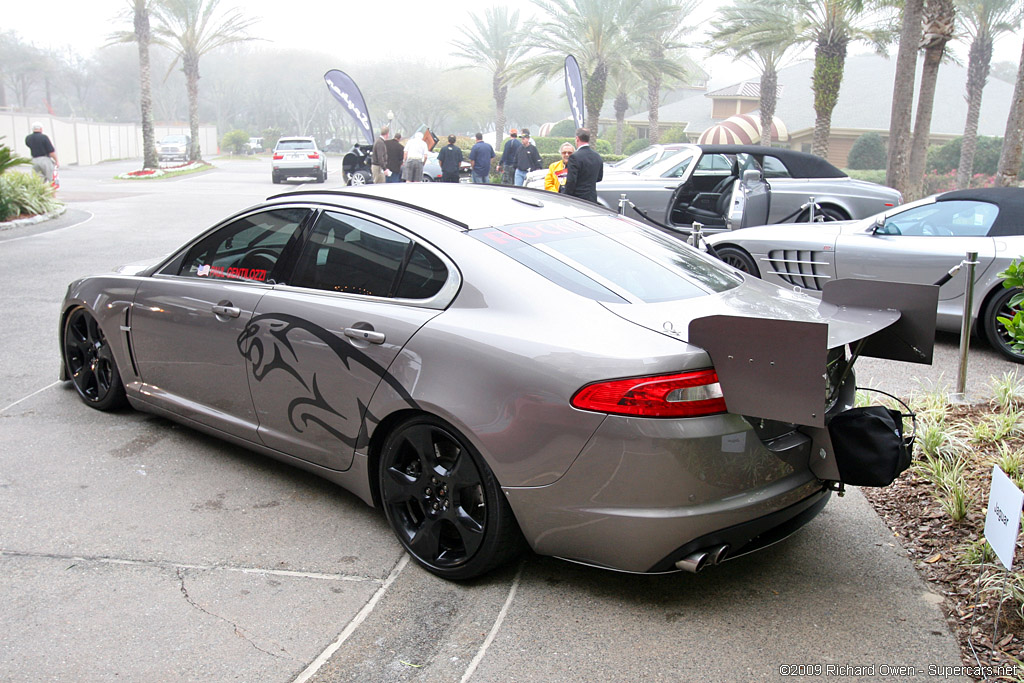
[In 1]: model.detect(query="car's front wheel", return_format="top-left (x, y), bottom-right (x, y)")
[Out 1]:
top-left (715, 246), bottom-right (760, 277)
top-left (378, 415), bottom-right (524, 580)
top-left (797, 205), bottom-right (847, 222)
top-left (63, 307), bottom-right (128, 411)
top-left (347, 170), bottom-right (371, 186)
top-left (982, 287), bottom-right (1024, 363)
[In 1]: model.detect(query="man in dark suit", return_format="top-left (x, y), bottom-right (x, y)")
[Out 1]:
top-left (563, 127), bottom-right (603, 203)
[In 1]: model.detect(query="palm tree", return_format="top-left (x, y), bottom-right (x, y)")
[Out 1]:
top-left (708, 0), bottom-right (801, 145)
top-left (450, 6), bottom-right (531, 147)
top-left (108, 0), bottom-right (159, 169)
top-left (636, 0), bottom-right (698, 144)
top-left (955, 0), bottom-right (1022, 188)
top-left (151, 0), bottom-right (256, 161)
top-left (907, 0), bottom-right (957, 196)
top-left (794, 0), bottom-right (890, 158)
top-left (995, 36), bottom-right (1024, 187)
top-left (514, 0), bottom-right (678, 138)
top-left (885, 0), bottom-right (924, 196)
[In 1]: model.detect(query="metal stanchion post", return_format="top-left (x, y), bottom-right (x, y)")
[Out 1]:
top-left (807, 196), bottom-right (815, 223)
top-left (618, 194), bottom-right (627, 216)
top-left (690, 222), bottom-right (703, 248)
top-left (954, 251), bottom-right (979, 401)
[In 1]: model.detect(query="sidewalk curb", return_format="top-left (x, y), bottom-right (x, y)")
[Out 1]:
top-left (0, 204), bottom-right (68, 231)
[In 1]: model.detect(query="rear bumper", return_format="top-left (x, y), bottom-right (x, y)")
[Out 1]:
top-left (503, 411), bottom-right (828, 573)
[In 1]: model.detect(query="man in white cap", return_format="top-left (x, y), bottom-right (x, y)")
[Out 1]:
top-left (25, 122), bottom-right (58, 184)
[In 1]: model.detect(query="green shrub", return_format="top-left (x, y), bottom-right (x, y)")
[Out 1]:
top-left (261, 128), bottom-right (283, 151)
top-left (0, 136), bottom-right (31, 175)
top-left (845, 169), bottom-right (887, 184)
top-left (548, 119), bottom-right (577, 137)
top-left (926, 136), bottom-right (1006, 175)
top-left (847, 132), bottom-right (887, 170)
top-left (0, 170), bottom-right (62, 220)
top-left (535, 137), bottom-right (575, 154)
top-left (221, 129), bottom-right (250, 155)
top-left (593, 139), bottom-right (612, 155)
top-left (997, 258), bottom-right (1024, 355)
top-left (624, 138), bottom-right (653, 155)
top-left (658, 127), bottom-right (691, 144)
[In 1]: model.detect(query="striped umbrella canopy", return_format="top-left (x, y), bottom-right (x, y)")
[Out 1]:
top-left (697, 114), bottom-right (789, 145)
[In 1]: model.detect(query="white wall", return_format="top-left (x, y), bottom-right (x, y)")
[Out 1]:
top-left (1, 112), bottom-right (218, 166)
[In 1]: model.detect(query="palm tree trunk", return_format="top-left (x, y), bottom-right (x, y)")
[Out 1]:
top-left (135, 1), bottom-right (158, 170)
top-left (494, 77), bottom-right (507, 154)
top-left (614, 90), bottom-right (628, 154)
top-left (585, 61), bottom-right (608, 139)
top-left (647, 78), bottom-right (661, 144)
top-left (995, 37), bottom-right (1024, 187)
top-left (810, 39), bottom-right (848, 159)
top-left (184, 55), bottom-right (201, 161)
top-left (759, 64), bottom-right (778, 145)
top-left (956, 35), bottom-right (992, 189)
top-left (886, 0), bottom-right (924, 196)
top-left (908, 0), bottom-right (955, 198)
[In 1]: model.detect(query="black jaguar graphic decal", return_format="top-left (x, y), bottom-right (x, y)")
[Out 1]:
top-left (237, 312), bottom-right (419, 449)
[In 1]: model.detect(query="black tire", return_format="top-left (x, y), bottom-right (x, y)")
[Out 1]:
top-left (422, 174), bottom-right (434, 183)
top-left (982, 287), bottom-right (1024, 363)
top-left (347, 170), bottom-right (371, 186)
top-left (272, 172), bottom-right (281, 184)
top-left (63, 307), bottom-right (128, 411)
top-left (796, 205), bottom-right (848, 223)
top-left (316, 168), bottom-right (326, 183)
top-left (378, 415), bottom-right (524, 580)
top-left (715, 246), bottom-right (760, 277)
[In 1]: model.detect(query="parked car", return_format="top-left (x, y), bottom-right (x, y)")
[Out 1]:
top-left (59, 184), bottom-right (932, 580)
top-left (272, 136), bottom-right (328, 184)
top-left (423, 151), bottom-right (473, 182)
top-left (157, 134), bottom-right (190, 163)
top-left (556, 144), bottom-right (902, 233)
top-left (706, 187), bottom-right (1024, 362)
top-left (246, 137), bottom-right (264, 154)
top-left (343, 144), bottom-right (472, 184)
top-left (523, 143), bottom-right (691, 189)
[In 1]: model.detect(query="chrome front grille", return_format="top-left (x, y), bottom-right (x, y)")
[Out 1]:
top-left (764, 250), bottom-right (830, 291)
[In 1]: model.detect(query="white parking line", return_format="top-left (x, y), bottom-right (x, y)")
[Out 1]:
top-left (1, 381), bottom-right (60, 414)
top-left (292, 554), bottom-right (412, 683)
top-left (0, 210), bottom-right (95, 245)
top-left (460, 561), bottom-right (525, 683)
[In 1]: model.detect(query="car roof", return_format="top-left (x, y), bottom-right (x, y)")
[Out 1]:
top-left (265, 184), bottom-right (613, 231)
top-left (277, 136), bottom-right (315, 143)
top-left (693, 144), bottom-right (848, 179)
top-left (937, 187), bottom-right (1024, 237)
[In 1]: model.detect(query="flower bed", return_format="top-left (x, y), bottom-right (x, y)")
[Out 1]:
top-left (115, 161), bottom-right (211, 180)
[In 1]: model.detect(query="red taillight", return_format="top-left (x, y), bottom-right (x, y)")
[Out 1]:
top-left (571, 369), bottom-right (727, 418)
top-left (308, 153), bottom-right (320, 159)
top-left (273, 153), bottom-right (283, 160)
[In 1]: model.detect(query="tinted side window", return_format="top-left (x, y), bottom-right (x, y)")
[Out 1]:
top-left (761, 156), bottom-right (791, 178)
top-left (395, 245), bottom-right (448, 299)
top-left (291, 211), bottom-right (411, 297)
top-left (881, 200), bottom-right (998, 237)
top-left (179, 208), bottom-right (309, 282)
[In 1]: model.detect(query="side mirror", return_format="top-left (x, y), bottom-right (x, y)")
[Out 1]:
top-left (742, 169), bottom-right (761, 184)
top-left (871, 217), bottom-right (885, 234)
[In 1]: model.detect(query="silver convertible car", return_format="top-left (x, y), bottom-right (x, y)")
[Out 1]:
top-left (59, 184), bottom-right (935, 579)
top-left (586, 144), bottom-right (902, 233)
top-left (707, 188), bottom-right (1024, 363)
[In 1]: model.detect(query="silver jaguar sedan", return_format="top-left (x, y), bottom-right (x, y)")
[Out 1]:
top-left (59, 184), bottom-right (932, 579)
top-left (706, 188), bottom-right (1024, 363)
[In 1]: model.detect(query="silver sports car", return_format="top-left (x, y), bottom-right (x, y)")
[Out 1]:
top-left (59, 184), bottom-right (934, 579)
top-left (706, 188), bottom-right (1024, 363)
top-left (589, 144), bottom-right (902, 233)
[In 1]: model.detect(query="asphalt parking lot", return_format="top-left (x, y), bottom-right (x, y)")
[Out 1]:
top-left (3, 158), bottom-right (1009, 681)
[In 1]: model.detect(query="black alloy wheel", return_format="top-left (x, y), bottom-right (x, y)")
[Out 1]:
top-left (983, 287), bottom-right (1024, 363)
top-left (63, 307), bottom-right (128, 410)
top-left (715, 246), bottom-right (760, 277)
top-left (378, 416), bottom-right (523, 580)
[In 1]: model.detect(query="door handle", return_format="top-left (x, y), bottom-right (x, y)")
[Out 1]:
top-left (212, 304), bottom-right (240, 318)
top-left (344, 327), bottom-right (385, 344)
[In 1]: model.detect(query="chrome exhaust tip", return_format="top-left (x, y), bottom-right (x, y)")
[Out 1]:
top-left (675, 551), bottom-right (709, 573)
top-left (710, 544), bottom-right (730, 565)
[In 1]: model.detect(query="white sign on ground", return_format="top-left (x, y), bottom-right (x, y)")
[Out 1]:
top-left (984, 466), bottom-right (1024, 570)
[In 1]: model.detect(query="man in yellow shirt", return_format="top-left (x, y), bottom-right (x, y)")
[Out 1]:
top-left (544, 143), bottom-right (575, 192)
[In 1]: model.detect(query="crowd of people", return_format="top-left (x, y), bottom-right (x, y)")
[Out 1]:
top-left (369, 125), bottom-right (602, 203)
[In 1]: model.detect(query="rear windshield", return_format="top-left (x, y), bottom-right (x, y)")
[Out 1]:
top-left (276, 140), bottom-right (315, 151)
top-left (473, 215), bottom-right (741, 303)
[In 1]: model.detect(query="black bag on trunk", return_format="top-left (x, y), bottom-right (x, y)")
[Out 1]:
top-left (827, 405), bottom-right (913, 487)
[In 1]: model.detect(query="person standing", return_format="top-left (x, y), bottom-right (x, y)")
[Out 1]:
top-left (437, 135), bottom-right (463, 183)
top-left (563, 127), bottom-right (604, 203)
top-left (403, 132), bottom-right (428, 182)
top-left (384, 133), bottom-right (404, 183)
top-left (544, 142), bottom-right (575, 192)
top-left (497, 129), bottom-right (521, 185)
top-left (513, 129), bottom-right (542, 187)
top-left (468, 132), bottom-right (494, 183)
top-left (371, 126), bottom-right (390, 184)
top-left (25, 122), bottom-right (58, 184)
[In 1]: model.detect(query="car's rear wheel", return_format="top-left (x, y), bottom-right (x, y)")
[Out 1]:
top-left (378, 415), bottom-right (523, 580)
top-left (348, 170), bottom-right (371, 186)
top-left (982, 287), bottom-right (1024, 363)
top-left (63, 307), bottom-right (128, 411)
top-left (422, 174), bottom-right (434, 183)
top-left (272, 172), bottom-right (281, 184)
top-left (316, 168), bottom-right (326, 183)
top-left (715, 246), bottom-right (760, 277)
